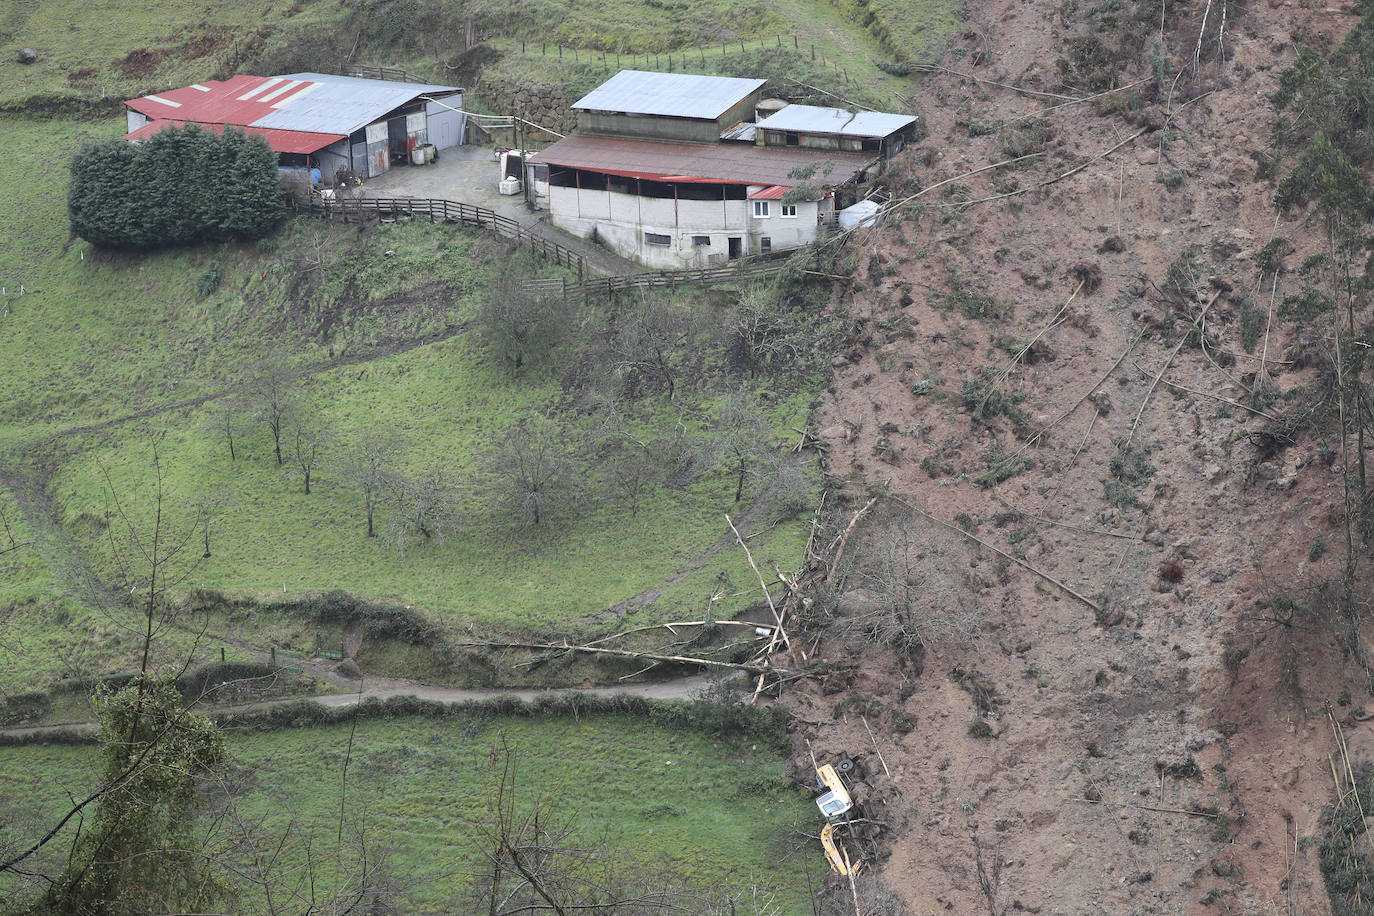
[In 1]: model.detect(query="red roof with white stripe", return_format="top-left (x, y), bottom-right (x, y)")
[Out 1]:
top-left (125, 75), bottom-right (318, 126)
top-left (122, 119), bottom-right (344, 154)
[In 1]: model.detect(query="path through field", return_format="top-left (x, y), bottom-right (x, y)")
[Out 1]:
top-left (0, 670), bottom-right (724, 741)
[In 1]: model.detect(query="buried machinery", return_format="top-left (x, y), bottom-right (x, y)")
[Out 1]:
top-left (814, 758), bottom-right (862, 876)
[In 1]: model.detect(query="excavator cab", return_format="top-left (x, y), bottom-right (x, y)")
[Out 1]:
top-left (815, 759), bottom-right (857, 824)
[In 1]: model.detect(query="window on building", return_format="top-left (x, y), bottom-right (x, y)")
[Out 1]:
top-left (645, 232), bottom-right (671, 246)
top-left (785, 132), bottom-right (800, 146)
top-left (692, 235), bottom-right (711, 247)
top-left (752, 201), bottom-right (771, 218)
top-left (780, 203), bottom-right (798, 218)
top-left (761, 237), bottom-right (772, 254)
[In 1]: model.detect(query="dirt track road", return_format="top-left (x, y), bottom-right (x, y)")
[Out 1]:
top-left (0, 672), bottom-right (726, 742)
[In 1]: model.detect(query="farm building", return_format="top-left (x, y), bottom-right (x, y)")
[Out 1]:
top-left (528, 70), bottom-right (914, 269)
top-left (123, 73), bottom-right (465, 184)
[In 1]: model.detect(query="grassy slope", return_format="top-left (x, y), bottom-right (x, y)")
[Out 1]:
top-left (0, 0), bottom-right (347, 106)
top-left (0, 112), bottom-right (817, 690)
top-left (457, 0), bottom-right (942, 113)
top-left (48, 348), bottom-right (812, 635)
top-left (0, 713), bottom-right (816, 913)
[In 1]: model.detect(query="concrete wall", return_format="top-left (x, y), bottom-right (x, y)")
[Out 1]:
top-left (548, 185), bottom-right (820, 267)
top-left (747, 198), bottom-right (824, 252)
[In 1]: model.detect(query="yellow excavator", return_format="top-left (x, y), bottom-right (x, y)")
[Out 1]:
top-left (815, 759), bottom-right (861, 876)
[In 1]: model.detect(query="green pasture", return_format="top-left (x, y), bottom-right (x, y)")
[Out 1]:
top-left (1, 114), bottom-right (819, 692)
top-left (0, 0), bottom-right (348, 107)
top-left (0, 711), bottom-right (818, 913)
top-left (46, 337), bottom-right (813, 635)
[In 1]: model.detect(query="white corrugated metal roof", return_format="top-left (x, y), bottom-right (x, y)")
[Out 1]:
top-left (756, 104), bottom-right (917, 138)
top-left (572, 70), bottom-right (766, 120)
top-left (252, 72), bottom-right (460, 135)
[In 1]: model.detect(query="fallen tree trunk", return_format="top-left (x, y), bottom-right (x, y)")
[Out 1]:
top-left (455, 640), bottom-right (789, 676)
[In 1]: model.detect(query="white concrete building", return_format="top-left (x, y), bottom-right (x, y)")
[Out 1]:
top-left (529, 71), bottom-right (914, 269)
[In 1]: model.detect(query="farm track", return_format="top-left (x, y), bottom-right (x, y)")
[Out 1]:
top-left (0, 670), bottom-right (724, 742)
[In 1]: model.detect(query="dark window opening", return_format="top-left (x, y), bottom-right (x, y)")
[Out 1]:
top-left (692, 235), bottom-right (711, 247)
top-left (646, 232), bottom-right (671, 246)
top-left (785, 132), bottom-right (800, 146)
top-left (861, 138), bottom-right (880, 152)
top-left (761, 237), bottom-right (772, 254)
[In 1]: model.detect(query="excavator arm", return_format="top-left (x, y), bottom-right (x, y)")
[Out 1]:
top-left (820, 823), bottom-right (855, 876)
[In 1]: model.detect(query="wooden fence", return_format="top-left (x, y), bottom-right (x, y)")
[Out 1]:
top-left (306, 195), bottom-right (793, 301)
top-left (519, 259), bottom-right (788, 304)
top-left (307, 195), bottom-right (587, 280)
top-left (343, 65), bottom-right (427, 84)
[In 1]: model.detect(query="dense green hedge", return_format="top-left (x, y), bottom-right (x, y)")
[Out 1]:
top-left (68, 125), bottom-right (284, 249)
top-left (218, 692), bottom-right (791, 747)
top-left (0, 693), bottom-right (790, 748)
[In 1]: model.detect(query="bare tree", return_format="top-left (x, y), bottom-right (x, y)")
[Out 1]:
top-left (835, 514), bottom-right (982, 659)
top-left (715, 392), bottom-right (770, 503)
top-left (729, 283), bottom-right (805, 378)
top-left (211, 392), bottom-right (246, 462)
top-left (384, 467), bottom-right (458, 555)
top-left (342, 428), bottom-right (403, 537)
top-left (1, 446), bottom-right (210, 889)
top-left (248, 354), bottom-right (297, 466)
top-left (494, 417), bottom-right (575, 526)
top-left (610, 293), bottom-right (698, 401)
top-left (590, 403), bottom-right (659, 516)
top-left (186, 487), bottom-right (233, 558)
top-left (288, 410), bottom-right (330, 495)
top-left (0, 501), bottom-right (28, 559)
top-left (477, 269), bottom-right (574, 374)
top-left (465, 732), bottom-right (757, 915)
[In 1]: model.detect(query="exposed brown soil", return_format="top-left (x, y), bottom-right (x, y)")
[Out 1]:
top-left (114, 47), bottom-right (166, 79)
top-left (790, 0), bottom-right (1374, 911)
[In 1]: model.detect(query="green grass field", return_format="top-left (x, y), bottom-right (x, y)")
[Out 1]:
top-left (0, 711), bottom-right (819, 913)
top-left (0, 112), bottom-right (823, 692)
top-left (0, 0), bottom-right (349, 107)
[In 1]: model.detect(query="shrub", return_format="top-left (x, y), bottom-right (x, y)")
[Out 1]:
top-left (196, 261), bottom-right (223, 297)
top-left (68, 125), bottom-right (284, 250)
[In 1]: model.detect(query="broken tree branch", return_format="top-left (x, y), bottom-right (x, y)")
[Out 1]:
top-left (950, 128), bottom-right (1149, 209)
top-left (1129, 291), bottom-right (1221, 443)
top-left (1150, 372), bottom-right (1279, 420)
top-left (826, 497), bottom-right (878, 585)
top-left (1075, 797), bottom-right (1220, 818)
top-left (888, 495), bottom-right (1103, 615)
top-left (455, 640), bottom-right (787, 676)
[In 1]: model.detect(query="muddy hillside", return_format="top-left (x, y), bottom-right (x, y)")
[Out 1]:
top-left (791, 0), bottom-right (1374, 911)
